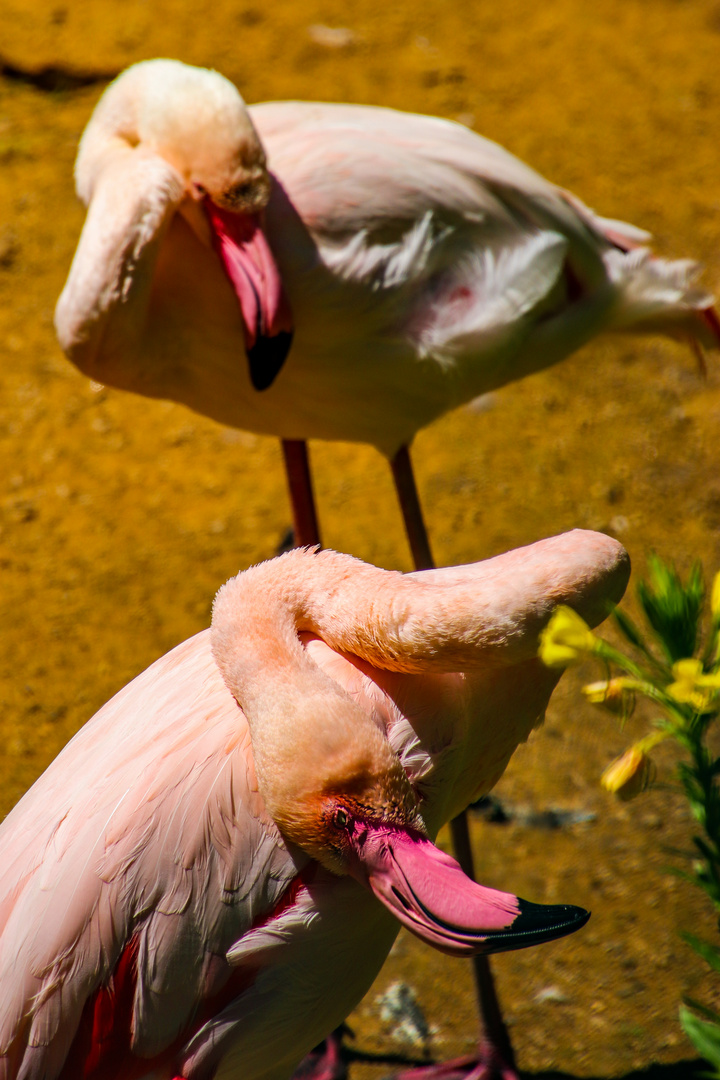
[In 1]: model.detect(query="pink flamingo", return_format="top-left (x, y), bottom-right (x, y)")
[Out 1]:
top-left (55, 59), bottom-right (718, 560)
top-left (53, 58), bottom-right (714, 1078)
top-left (0, 530), bottom-right (629, 1080)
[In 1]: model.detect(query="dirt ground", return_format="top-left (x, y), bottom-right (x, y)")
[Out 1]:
top-left (2, 0), bottom-right (720, 1076)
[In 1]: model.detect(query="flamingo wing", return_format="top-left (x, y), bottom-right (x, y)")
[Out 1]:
top-left (0, 631), bottom-right (300, 1079)
top-left (251, 101), bottom-right (713, 451)
top-left (254, 101), bottom-right (617, 330)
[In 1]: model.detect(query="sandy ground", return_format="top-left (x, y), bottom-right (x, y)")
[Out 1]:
top-left (2, 0), bottom-right (720, 1076)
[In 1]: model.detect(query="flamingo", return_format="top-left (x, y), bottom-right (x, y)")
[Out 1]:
top-left (55, 58), bottom-right (719, 560)
top-left (52, 58), bottom-right (713, 1078)
top-left (0, 530), bottom-right (629, 1080)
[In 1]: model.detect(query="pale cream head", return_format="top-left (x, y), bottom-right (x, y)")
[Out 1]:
top-left (253, 686), bottom-right (423, 874)
top-left (75, 58), bottom-right (270, 212)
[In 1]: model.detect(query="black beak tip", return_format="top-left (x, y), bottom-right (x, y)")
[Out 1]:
top-left (248, 330), bottom-right (294, 391)
top-left (478, 900), bottom-right (590, 957)
top-left (514, 898), bottom-right (590, 943)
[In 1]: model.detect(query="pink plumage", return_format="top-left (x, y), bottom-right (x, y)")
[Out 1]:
top-left (55, 60), bottom-right (718, 459)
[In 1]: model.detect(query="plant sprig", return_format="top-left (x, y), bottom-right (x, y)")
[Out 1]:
top-left (539, 556), bottom-right (720, 1074)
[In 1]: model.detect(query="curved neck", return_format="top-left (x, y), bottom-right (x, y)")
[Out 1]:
top-left (55, 147), bottom-right (184, 379)
top-left (210, 549), bottom-right (420, 850)
top-left (210, 547), bottom-right (476, 707)
top-left (212, 535), bottom-right (627, 686)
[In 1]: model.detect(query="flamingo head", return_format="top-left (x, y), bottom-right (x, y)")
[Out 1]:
top-left (74, 59), bottom-right (293, 389)
top-left (75, 58), bottom-right (270, 213)
top-left (250, 683), bottom-right (425, 872)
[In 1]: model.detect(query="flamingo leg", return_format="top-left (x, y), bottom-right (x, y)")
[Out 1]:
top-left (389, 443), bottom-right (518, 1080)
top-left (281, 439), bottom-right (322, 547)
top-left (389, 446), bottom-right (434, 571)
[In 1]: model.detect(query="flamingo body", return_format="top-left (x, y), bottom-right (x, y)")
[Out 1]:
top-left (0, 531), bottom-right (629, 1080)
top-left (55, 61), bottom-right (718, 457)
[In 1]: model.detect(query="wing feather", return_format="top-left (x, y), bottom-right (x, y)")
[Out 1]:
top-left (0, 630), bottom-right (300, 1078)
top-left (251, 101), bottom-right (613, 371)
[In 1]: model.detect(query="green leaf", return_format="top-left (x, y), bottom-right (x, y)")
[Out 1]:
top-left (681, 1006), bottom-right (720, 1071)
top-left (682, 933), bottom-right (720, 974)
top-left (693, 835), bottom-right (720, 866)
top-left (684, 995), bottom-right (720, 1024)
top-left (612, 607), bottom-right (647, 649)
top-left (611, 606), bottom-right (668, 673)
top-left (637, 555), bottom-right (705, 664)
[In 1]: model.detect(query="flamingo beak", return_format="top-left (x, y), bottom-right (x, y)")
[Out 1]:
top-left (348, 824), bottom-right (589, 958)
top-left (204, 198), bottom-right (294, 391)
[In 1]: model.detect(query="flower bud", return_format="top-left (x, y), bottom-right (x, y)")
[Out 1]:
top-left (583, 678), bottom-right (635, 717)
top-left (601, 745), bottom-right (656, 801)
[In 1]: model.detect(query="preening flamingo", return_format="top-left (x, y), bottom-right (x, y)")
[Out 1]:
top-left (55, 58), bottom-right (719, 559)
top-left (53, 58), bottom-right (717, 1079)
top-left (0, 530), bottom-right (629, 1080)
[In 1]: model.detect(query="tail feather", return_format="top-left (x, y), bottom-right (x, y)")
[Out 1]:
top-left (560, 188), bottom-right (718, 358)
top-left (559, 188), bottom-right (652, 251)
top-left (604, 247), bottom-right (718, 353)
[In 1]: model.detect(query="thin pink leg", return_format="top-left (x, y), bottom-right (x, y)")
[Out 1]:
top-left (281, 439), bottom-right (321, 547)
top-left (389, 443), bottom-right (517, 1080)
top-left (389, 446), bottom-right (434, 571)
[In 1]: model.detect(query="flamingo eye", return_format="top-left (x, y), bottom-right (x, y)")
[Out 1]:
top-left (332, 808), bottom-right (350, 830)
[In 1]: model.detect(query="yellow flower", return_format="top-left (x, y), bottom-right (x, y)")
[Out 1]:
top-left (539, 606), bottom-right (598, 668)
top-left (582, 678), bottom-right (636, 716)
top-left (667, 658), bottom-right (720, 713)
top-left (601, 744), bottom-right (656, 801)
